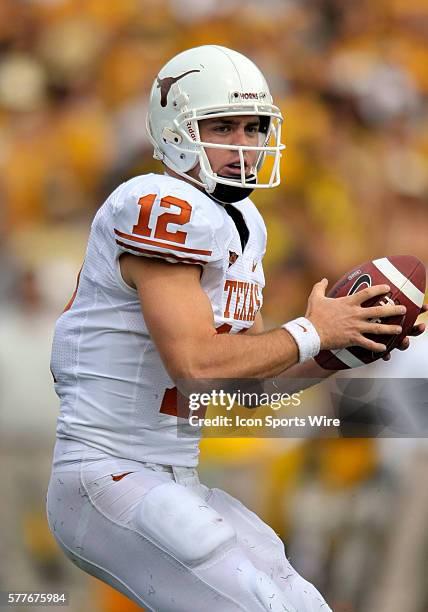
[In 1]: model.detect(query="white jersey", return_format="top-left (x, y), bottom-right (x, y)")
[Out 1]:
top-left (51, 173), bottom-right (267, 466)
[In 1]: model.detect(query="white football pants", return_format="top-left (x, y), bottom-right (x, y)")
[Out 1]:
top-left (46, 439), bottom-right (331, 612)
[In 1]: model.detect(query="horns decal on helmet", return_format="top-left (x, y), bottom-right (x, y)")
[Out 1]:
top-left (156, 70), bottom-right (201, 107)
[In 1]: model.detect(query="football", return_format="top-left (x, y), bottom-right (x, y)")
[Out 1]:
top-left (314, 255), bottom-right (426, 370)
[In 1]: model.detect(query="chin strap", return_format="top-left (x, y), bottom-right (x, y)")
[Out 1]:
top-left (207, 175), bottom-right (257, 204)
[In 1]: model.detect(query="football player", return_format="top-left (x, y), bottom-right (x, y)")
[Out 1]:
top-left (47, 46), bottom-right (420, 611)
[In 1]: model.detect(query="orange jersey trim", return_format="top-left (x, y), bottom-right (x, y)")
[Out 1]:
top-left (114, 228), bottom-right (212, 256)
top-left (115, 240), bottom-right (208, 265)
top-left (63, 266), bottom-right (82, 313)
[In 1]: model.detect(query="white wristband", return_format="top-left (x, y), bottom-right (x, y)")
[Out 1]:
top-left (282, 317), bottom-right (321, 363)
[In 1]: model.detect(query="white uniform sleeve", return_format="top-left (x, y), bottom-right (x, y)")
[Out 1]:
top-left (112, 177), bottom-right (224, 266)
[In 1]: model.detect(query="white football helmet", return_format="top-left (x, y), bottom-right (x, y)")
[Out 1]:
top-left (146, 45), bottom-right (284, 203)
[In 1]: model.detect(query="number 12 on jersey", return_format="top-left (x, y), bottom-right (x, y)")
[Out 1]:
top-left (133, 194), bottom-right (192, 245)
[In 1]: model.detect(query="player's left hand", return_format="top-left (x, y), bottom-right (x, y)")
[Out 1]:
top-left (382, 303), bottom-right (427, 361)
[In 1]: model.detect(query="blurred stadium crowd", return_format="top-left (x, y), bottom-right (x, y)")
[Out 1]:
top-left (0, 1), bottom-right (427, 611)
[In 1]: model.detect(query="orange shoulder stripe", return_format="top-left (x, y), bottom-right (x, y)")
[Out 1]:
top-left (115, 240), bottom-right (208, 265)
top-left (114, 229), bottom-right (212, 256)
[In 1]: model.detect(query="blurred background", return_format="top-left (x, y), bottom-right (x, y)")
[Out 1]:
top-left (0, 0), bottom-right (427, 610)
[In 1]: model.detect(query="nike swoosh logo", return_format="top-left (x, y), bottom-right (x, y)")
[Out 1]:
top-left (111, 472), bottom-right (134, 482)
top-left (297, 324), bottom-right (308, 332)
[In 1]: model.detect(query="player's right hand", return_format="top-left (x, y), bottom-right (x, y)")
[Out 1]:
top-left (305, 278), bottom-right (406, 352)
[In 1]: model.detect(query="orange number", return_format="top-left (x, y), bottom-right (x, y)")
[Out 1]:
top-left (133, 194), bottom-right (191, 244)
top-left (155, 196), bottom-right (191, 244)
top-left (132, 194), bottom-right (156, 237)
top-left (159, 386), bottom-right (206, 420)
top-left (159, 387), bottom-right (179, 417)
top-left (216, 323), bottom-right (248, 335)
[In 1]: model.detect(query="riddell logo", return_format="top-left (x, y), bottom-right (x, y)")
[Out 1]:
top-left (186, 121), bottom-right (197, 142)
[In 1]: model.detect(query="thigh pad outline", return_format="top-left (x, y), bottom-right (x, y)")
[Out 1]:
top-left (135, 481), bottom-right (237, 566)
